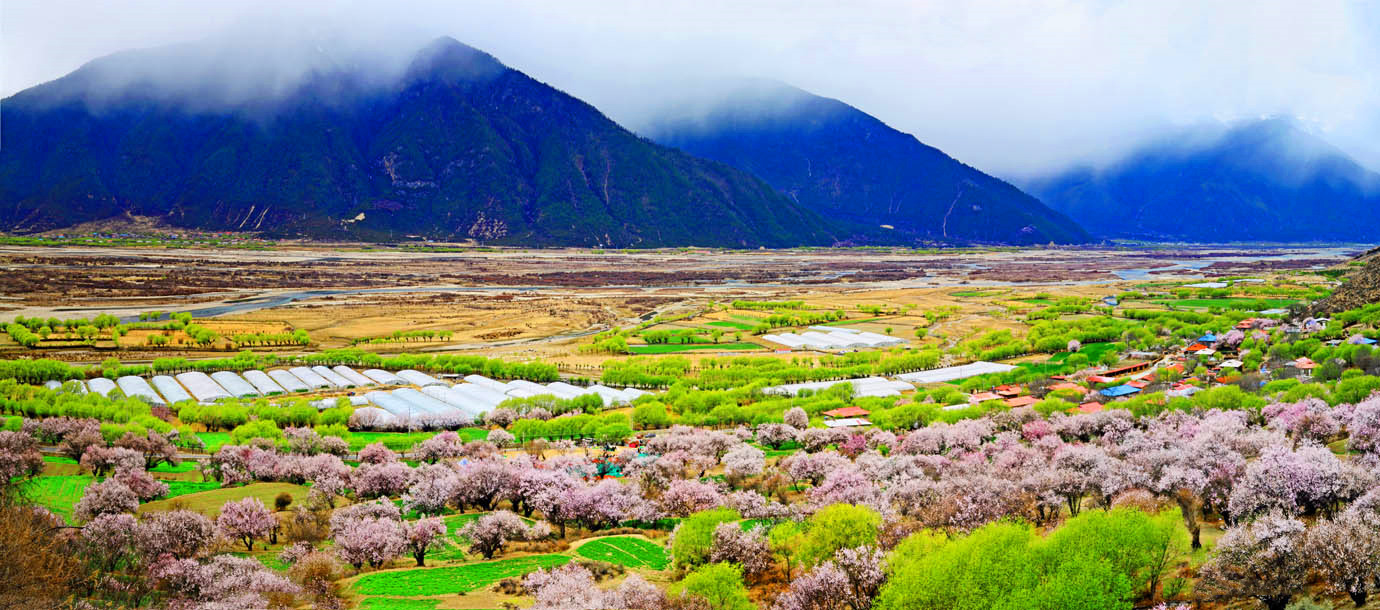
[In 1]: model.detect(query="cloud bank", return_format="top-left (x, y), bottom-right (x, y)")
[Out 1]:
top-left (3, 0), bottom-right (1376, 177)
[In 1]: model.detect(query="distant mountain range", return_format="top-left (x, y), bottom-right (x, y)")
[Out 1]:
top-left (0, 38), bottom-right (842, 248)
top-left (1027, 118), bottom-right (1380, 242)
top-left (5, 34), bottom-right (1375, 247)
top-left (643, 81), bottom-right (1090, 245)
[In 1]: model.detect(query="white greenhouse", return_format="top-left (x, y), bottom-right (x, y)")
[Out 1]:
top-left (462, 374), bottom-right (513, 393)
top-left (332, 366), bottom-right (376, 387)
top-left (268, 369), bottom-right (311, 393)
top-left (288, 366), bottom-right (333, 390)
top-left (243, 370), bottom-right (287, 396)
top-left (449, 383), bottom-right (509, 409)
top-left (421, 385), bottom-right (490, 419)
top-left (151, 375), bottom-right (194, 404)
top-left (87, 377), bottom-right (118, 397)
top-left (175, 372), bottom-right (232, 402)
top-left (350, 406), bottom-right (401, 430)
top-left (312, 366), bottom-right (355, 388)
top-left (396, 369), bottom-right (446, 388)
top-left (210, 371), bottom-right (260, 398)
top-left (364, 391), bottom-right (416, 423)
top-left (362, 369), bottom-right (405, 386)
top-left (117, 375), bottom-right (166, 405)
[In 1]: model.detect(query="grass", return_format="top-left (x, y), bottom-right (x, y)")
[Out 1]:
top-left (705, 320), bottom-right (756, 331)
top-left (346, 429), bottom-right (488, 452)
top-left (196, 432), bottom-right (232, 452)
top-left (232, 551), bottom-right (290, 572)
top-left (819, 317), bottom-right (889, 326)
top-left (151, 461), bottom-right (200, 473)
top-left (575, 536), bottom-right (669, 570)
top-left (42, 455), bottom-right (79, 464)
top-left (358, 599), bottom-right (440, 610)
top-left (352, 554), bottom-right (572, 596)
top-left (161, 480), bottom-right (222, 501)
top-left (1045, 342), bottom-right (1120, 365)
top-left (950, 289), bottom-right (1008, 297)
top-left (22, 475), bottom-right (93, 523)
top-left (429, 512), bottom-right (535, 560)
top-left (1152, 297), bottom-right (1300, 311)
top-left (138, 482), bottom-right (309, 517)
top-left (630, 342), bottom-right (763, 354)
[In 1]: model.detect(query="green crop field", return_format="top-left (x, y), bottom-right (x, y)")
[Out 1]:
top-left (138, 482), bottom-right (309, 517)
top-left (23, 475), bottom-right (93, 523)
top-left (574, 536), bottom-right (669, 570)
top-left (42, 455), bottom-right (79, 464)
top-left (950, 289), bottom-right (1008, 298)
top-left (161, 480), bottom-right (222, 500)
top-left (196, 432), bottom-right (232, 452)
top-left (427, 512), bottom-right (536, 560)
top-left (705, 320), bottom-right (756, 331)
top-left (352, 554), bottom-right (571, 596)
top-left (819, 317), bottom-right (888, 326)
top-left (346, 429), bottom-right (487, 452)
top-left (1045, 342), bottom-right (1119, 364)
top-left (630, 342), bottom-right (763, 354)
top-left (151, 461), bottom-right (200, 473)
top-left (358, 599), bottom-right (440, 610)
top-left (1152, 297), bottom-right (1299, 311)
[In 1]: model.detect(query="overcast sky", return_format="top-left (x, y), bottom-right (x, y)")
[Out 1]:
top-left (4, 0), bottom-right (1377, 177)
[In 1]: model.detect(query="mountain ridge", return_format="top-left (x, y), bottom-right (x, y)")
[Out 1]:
top-left (1026, 118), bottom-right (1380, 242)
top-left (0, 37), bottom-right (849, 248)
top-left (642, 80), bottom-right (1091, 245)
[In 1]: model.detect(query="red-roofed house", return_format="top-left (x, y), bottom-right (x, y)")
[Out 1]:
top-left (822, 406), bottom-right (871, 418)
top-left (970, 392), bottom-right (1001, 403)
top-left (1086, 375), bottom-right (1117, 384)
top-left (1005, 396), bottom-right (1038, 408)
top-left (1294, 357), bottom-right (1317, 370)
top-left (1075, 402), bottom-right (1104, 414)
top-left (1048, 382), bottom-right (1087, 394)
top-left (1186, 343), bottom-right (1209, 352)
top-left (1128, 380), bottom-right (1149, 389)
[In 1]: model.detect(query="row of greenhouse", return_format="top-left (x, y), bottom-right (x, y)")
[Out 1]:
top-left (40, 368), bottom-right (652, 423)
top-left (346, 374), bottom-right (651, 428)
top-left (762, 326), bottom-right (906, 351)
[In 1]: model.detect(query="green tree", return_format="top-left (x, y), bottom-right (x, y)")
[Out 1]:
top-left (670, 563), bottom-right (755, 610)
top-left (799, 503), bottom-right (881, 567)
top-left (672, 507), bottom-right (741, 569)
top-left (632, 402), bottom-right (672, 430)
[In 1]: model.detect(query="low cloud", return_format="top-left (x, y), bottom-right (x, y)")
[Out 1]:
top-left (3, 0), bottom-right (1376, 177)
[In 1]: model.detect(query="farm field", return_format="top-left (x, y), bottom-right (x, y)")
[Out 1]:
top-left (137, 482), bottom-right (310, 517)
top-left (573, 536), bottom-right (669, 570)
top-left (351, 554), bottom-right (572, 596)
top-left (629, 342), bottom-right (763, 354)
top-left (22, 474), bottom-right (93, 522)
top-left (2, 243), bottom-right (1377, 610)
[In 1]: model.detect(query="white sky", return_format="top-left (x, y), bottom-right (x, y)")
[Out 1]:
top-left (3, 0), bottom-right (1377, 177)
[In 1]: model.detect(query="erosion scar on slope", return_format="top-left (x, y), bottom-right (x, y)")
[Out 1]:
top-left (941, 188), bottom-right (965, 238)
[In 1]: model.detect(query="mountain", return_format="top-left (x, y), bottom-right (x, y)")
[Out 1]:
top-left (1313, 246), bottom-right (1380, 315)
top-left (1027, 118), bottom-right (1380, 242)
top-left (642, 81), bottom-right (1090, 245)
top-left (0, 37), bottom-right (844, 248)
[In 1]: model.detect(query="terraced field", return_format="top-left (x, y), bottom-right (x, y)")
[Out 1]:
top-left (22, 474), bottom-right (93, 523)
top-left (574, 536), bottom-right (669, 570)
top-left (352, 554), bottom-right (571, 596)
top-left (629, 342), bottom-right (762, 354)
top-left (427, 512), bottom-right (536, 561)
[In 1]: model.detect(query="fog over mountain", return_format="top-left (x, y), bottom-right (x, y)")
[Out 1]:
top-left (1027, 117), bottom-right (1380, 242)
top-left (5, 0), bottom-right (1378, 178)
top-left (2, 36), bottom-right (852, 247)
